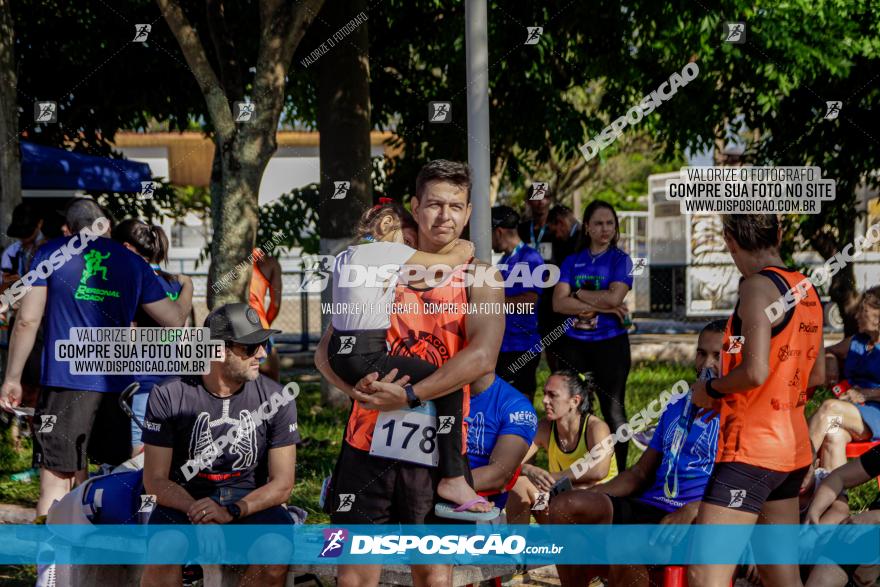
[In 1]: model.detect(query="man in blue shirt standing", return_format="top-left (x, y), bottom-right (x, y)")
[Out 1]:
top-left (0, 199), bottom-right (194, 529)
top-left (492, 205), bottom-right (544, 402)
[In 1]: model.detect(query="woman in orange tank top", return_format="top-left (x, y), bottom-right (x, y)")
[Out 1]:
top-left (687, 215), bottom-right (825, 587)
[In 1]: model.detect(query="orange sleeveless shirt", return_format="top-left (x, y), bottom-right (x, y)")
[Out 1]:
top-left (717, 267), bottom-right (823, 472)
top-left (248, 250), bottom-right (272, 328)
top-left (345, 265), bottom-right (471, 451)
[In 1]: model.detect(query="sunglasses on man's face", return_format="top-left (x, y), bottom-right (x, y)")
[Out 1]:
top-left (227, 342), bottom-right (267, 357)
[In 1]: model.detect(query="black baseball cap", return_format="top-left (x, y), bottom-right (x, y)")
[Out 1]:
top-left (7, 203), bottom-right (42, 238)
top-left (491, 205), bottom-right (520, 229)
top-left (204, 303), bottom-right (282, 344)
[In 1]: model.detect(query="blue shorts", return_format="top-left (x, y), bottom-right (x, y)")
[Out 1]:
top-left (856, 401), bottom-right (880, 440)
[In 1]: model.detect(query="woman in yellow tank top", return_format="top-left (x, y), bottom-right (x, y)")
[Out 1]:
top-left (507, 370), bottom-right (617, 524)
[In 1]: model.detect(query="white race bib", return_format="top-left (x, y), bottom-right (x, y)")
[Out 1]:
top-left (370, 402), bottom-right (439, 467)
top-left (539, 242), bottom-right (553, 261)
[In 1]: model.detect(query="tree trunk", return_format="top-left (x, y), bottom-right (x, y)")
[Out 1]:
top-left (206, 138), bottom-right (268, 308)
top-left (0, 0), bottom-right (20, 247)
top-left (316, 0), bottom-right (372, 407)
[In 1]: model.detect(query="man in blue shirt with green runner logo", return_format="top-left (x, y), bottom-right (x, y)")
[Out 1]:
top-left (0, 199), bottom-right (193, 536)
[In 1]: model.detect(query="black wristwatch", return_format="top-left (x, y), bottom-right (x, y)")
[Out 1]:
top-left (226, 502), bottom-right (242, 520)
top-left (705, 379), bottom-right (724, 400)
top-left (405, 384), bottom-right (422, 409)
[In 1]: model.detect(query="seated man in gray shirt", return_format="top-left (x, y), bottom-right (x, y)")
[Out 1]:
top-left (141, 303), bottom-right (300, 587)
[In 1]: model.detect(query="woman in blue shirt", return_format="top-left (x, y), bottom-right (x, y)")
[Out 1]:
top-left (809, 286), bottom-right (880, 471)
top-left (552, 200), bottom-right (633, 470)
top-left (112, 219), bottom-right (187, 456)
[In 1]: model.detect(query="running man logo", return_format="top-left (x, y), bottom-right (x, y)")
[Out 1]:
top-left (723, 22), bottom-right (746, 44)
top-left (319, 528), bottom-right (348, 558)
top-left (332, 181), bottom-right (350, 200)
top-left (38, 415), bottom-right (57, 434)
top-left (630, 258), bottom-right (648, 276)
top-left (138, 181), bottom-right (156, 200)
top-left (524, 27), bottom-right (543, 45)
top-left (532, 492), bottom-right (549, 511)
top-left (138, 495), bottom-right (157, 513)
top-left (298, 255), bottom-right (333, 292)
top-left (80, 250), bottom-right (110, 285)
top-left (234, 102), bottom-right (256, 122)
top-left (725, 335), bottom-right (745, 354)
top-left (336, 494), bottom-right (355, 513)
top-left (530, 182), bottom-right (549, 200)
top-left (777, 345), bottom-right (802, 362)
top-left (337, 336), bottom-right (356, 355)
top-left (132, 24), bottom-right (151, 42)
top-left (825, 101), bottom-right (842, 120)
top-left (34, 101), bottom-right (57, 123)
top-left (827, 415), bottom-right (842, 435)
top-left (728, 489), bottom-right (747, 508)
top-left (437, 416), bottom-right (455, 435)
top-left (428, 101), bottom-right (452, 123)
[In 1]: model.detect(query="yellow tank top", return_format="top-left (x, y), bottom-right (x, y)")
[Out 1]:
top-left (548, 414), bottom-right (618, 484)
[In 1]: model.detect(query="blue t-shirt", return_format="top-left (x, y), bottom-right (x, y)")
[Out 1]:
top-left (558, 247), bottom-right (633, 342)
top-left (32, 236), bottom-right (167, 392)
top-left (134, 272), bottom-right (184, 395)
top-left (638, 393), bottom-right (719, 512)
top-left (466, 376), bottom-right (538, 508)
top-left (498, 243), bottom-right (543, 352)
top-left (844, 333), bottom-right (880, 389)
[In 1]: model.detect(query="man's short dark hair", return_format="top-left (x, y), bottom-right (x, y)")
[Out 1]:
top-left (701, 319), bottom-right (728, 337)
top-left (547, 205), bottom-right (574, 225)
top-left (414, 160), bottom-right (472, 203)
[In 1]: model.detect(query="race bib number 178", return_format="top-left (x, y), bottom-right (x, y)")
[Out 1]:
top-left (370, 402), bottom-right (439, 467)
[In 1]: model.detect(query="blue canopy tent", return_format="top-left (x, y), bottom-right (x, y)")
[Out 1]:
top-left (20, 141), bottom-right (152, 192)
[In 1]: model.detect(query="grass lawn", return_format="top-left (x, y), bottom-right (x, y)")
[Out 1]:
top-left (1, 360), bottom-right (877, 521)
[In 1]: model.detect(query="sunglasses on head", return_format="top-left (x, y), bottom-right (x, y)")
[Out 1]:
top-left (227, 341), bottom-right (267, 356)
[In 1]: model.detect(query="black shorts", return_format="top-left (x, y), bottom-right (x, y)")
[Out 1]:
top-left (326, 441), bottom-right (471, 525)
top-left (33, 387), bottom-right (131, 472)
top-left (702, 462), bottom-right (810, 514)
top-left (608, 496), bottom-right (669, 525)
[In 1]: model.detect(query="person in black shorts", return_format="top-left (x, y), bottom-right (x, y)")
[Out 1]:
top-left (550, 320), bottom-right (725, 587)
top-left (804, 444), bottom-right (880, 587)
top-left (140, 303), bottom-right (300, 587)
top-left (0, 199), bottom-right (193, 520)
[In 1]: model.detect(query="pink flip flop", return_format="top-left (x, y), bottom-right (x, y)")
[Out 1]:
top-left (435, 497), bottom-right (501, 521)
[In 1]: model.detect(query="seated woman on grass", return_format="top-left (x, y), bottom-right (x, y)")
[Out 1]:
top-left (506, 370), bottom-right (618, 524)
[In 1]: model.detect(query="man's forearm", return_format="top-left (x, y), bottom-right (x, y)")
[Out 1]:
top-left (237, 479), bottom-right (293, 516)
top-left (413, 345), bottom-right (492, 401)
top-left (5, 320), bottom-right (39, 381)
top-left (146, 477), bottom-right (197, 513)
top-left (472, 464), bottom-right (508, 494)
top-left (592, 468), bottom-right (647, 497)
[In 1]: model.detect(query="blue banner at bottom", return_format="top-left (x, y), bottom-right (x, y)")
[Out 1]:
top-left (2, 524), bottom-right (879, 565)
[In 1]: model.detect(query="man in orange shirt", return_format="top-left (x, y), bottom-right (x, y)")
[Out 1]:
top-left (316, 160), bottom-right (504, 587)
top-left (690, 214), bottom-right (825, 587)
